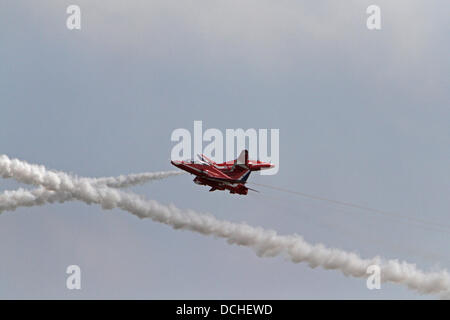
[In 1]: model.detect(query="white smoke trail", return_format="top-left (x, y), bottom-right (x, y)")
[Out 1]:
top-left (0, 154), bottom-right (449, 297)
top-left (0, 187), bottom-right (72, 213)
top-left (89, 171), bottom-right (184, 188)
top-left (0, 169), bottom-right (183, 214)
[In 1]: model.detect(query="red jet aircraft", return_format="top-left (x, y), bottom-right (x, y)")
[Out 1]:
top-left (171, 150), bottom-right (274, 195)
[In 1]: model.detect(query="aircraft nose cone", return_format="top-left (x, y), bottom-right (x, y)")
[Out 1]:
top-left (171, 160), bottom-right (182, 167)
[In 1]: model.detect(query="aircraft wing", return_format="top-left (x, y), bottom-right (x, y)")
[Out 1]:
top-left (201, 165), bottom-right (231, 179)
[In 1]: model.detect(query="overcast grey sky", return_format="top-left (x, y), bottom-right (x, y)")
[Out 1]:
top-left (0, 0), bottom-right (449, 299)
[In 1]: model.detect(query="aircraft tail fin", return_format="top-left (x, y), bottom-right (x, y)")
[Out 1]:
top-left (236, 149), bottom-right (249, 166)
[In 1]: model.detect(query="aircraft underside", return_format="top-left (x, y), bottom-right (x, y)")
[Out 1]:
top-left (193, 176), bottom-right (248, 195)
